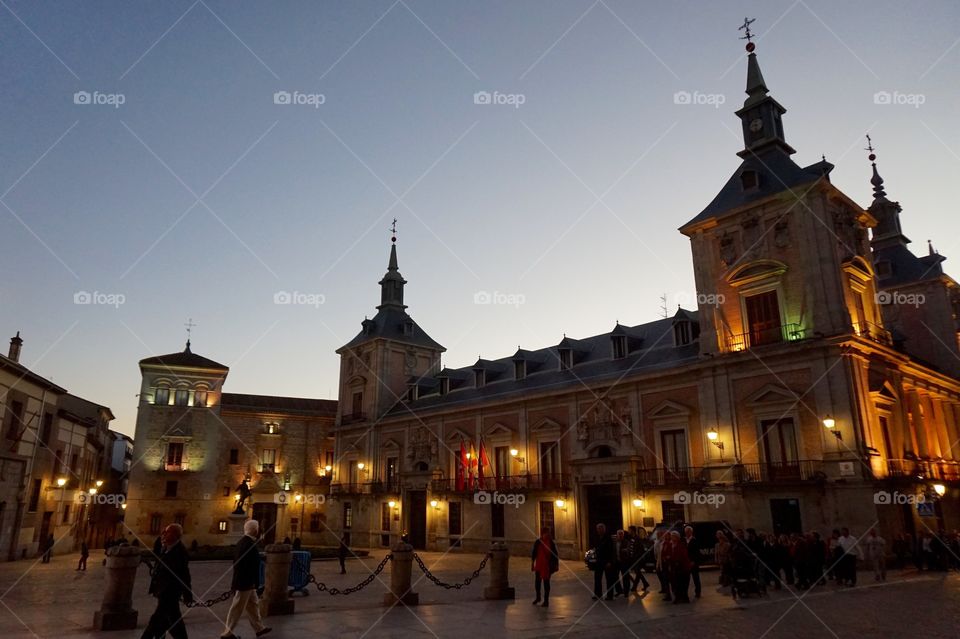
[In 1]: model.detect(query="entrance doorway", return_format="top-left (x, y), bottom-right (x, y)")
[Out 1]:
top-left (252, 503), bottom-right (278, 543)
top-left (407, 490), bottom-right (427, 550)
top-left (770, 498), bottom-right (802, 535)
top-left (586, 484), bottom-right (622, 542)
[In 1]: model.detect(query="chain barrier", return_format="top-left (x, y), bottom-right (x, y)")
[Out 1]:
top-left (185, 590), bottom-right (234, 608)
top-left (307, 553), bottom-right (392, 595)
top-left (142, 554), bottom-right (233, 608)
top-left (412, 552), bottom-right (490, 589)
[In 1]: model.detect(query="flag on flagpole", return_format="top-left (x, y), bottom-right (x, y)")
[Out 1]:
top-left (456, 439), bottom-right (466, 491)
top-left (468, 441), bottom-right (478, 489)
top-left (478, 437), bottom-right (490, 489)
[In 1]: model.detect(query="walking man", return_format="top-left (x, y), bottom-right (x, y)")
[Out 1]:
top-left (865, 529), bottom-right (887, 582)
top-left (42, 534), bottom-right (54, 563)
top-left (338, 534), bottom-right (349, 574)
top-left (837, 527), bottom-right (861, 586)
top-left (683, 526), bottom-right (702, 598)
top-left (221, 520), bottom-right (271, 639)
top-left (591, 523), bottom-right (617, 601)
top-left (77, 540), bottom-right (89, 571)
top-left (140, 523), bottom-right (193, 639)
top-left (628, 526), bottom-right (650, 592)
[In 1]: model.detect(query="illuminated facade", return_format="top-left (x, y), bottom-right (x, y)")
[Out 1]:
top-left (124, 344), bottom-right (338, 546)
top-left (326, 41), bottom-right (960, 559)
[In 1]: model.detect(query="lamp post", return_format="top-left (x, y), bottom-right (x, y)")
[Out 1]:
top-left (823, 416), bottom-right (842, 452)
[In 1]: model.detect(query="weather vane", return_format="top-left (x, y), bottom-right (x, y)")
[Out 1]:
top-left (390, 218), bottom-right (397, 243)
top-left (739, 17), bottom-right (756, 51)
top-left (865, 134), bottom-right (877, 160)
top-left (184, 317), bottom-right (196, 343)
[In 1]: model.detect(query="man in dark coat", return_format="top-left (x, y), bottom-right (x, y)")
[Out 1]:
top-left (221, 520), bottom-right (270, 639)
top-left (141, 524), bottom-right (193, 639)
top-left (683, 526), bottom-right (702, 598)
top-left (591, 523), bottom-right (618, 601)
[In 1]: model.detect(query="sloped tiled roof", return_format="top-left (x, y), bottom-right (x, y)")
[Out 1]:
top-left (139, 343), bottom-right (228, 371)
top-left (221, 393), bottom-right (337, 416)
top-left (339, 307), bottom-right (444, 352)
top-left (386, 312), bottom-right (699, 415)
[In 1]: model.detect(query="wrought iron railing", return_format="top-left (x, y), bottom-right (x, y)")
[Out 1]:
top-left (853, 321), bottom-right (892, 345)
top-left (430, 474), bottom-right (570, 493)
top-left (734, 460), bottom-right (823, 483)
top-left (726, 322), bottom-right (808, 352)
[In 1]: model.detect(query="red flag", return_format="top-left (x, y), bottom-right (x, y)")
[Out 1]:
top-left (478, 437), bottom-right (490, 489)
top-left (456, 439), bottom-right (466, 491)
top-left (469, 442), bottom-right (478, 488)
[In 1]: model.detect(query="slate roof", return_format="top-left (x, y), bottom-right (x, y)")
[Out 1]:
top-left (389, 312), bottom-right (700, 415)
top-left (681, 149), bottom-right (832, 232)
top-left (221, 393), bottom-right (337, 417)
top-left (873, 243), bottom-right (946, 288)
top-left (139, 343), bottom-right (229, 371)
top-left (339, 307), bottom-right (445, 352)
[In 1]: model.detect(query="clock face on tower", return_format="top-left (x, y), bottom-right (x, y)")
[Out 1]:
top-left (749, 118), bottom-right (764, 133)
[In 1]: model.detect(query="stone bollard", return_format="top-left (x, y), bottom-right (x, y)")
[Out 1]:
top-left (383, 543), bottom-right (418, 606)
top-left (262, 544), bottom-right (294, 616)
top-left (483, 541), bottom-right (515, 600)
top-left (93, 545), bottom-right (141, 630)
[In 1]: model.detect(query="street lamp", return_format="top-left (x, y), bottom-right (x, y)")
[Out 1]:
top-left (823, 416), bottom-right (842, 452)
top-left (933, 483), bottom-right (946, 497)
top-left (510, 448), bottom-right (525, 464)
top-left (56, 477), bottom-right (66, 488)
top-left (707, 428), bottom-right (725, 460)
top-left (554, 499), bottom-right (566, 511)
top-left (632, 498), bottom-right (644, 509)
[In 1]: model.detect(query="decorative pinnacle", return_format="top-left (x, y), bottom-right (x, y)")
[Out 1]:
top-left (390, 218), bottom-right (397, 243)
top-left (739, 17), bottom-right (756, 51)
top-left (866, 134), bottom-right (886, 200)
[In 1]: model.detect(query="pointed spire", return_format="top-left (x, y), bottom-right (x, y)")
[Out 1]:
top-left (734, 19), bottom-right (795, 158)
top-left (928, 240), bottom-right (936, 256)
top-left (744, 51), bottom-right (769, 106)
top-left (378, 219), bottom-right (407, 311)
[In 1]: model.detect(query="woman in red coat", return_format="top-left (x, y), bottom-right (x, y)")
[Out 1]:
top-left (531, 527), bottom-right (560, 607)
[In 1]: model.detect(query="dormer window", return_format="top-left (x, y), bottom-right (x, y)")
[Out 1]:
top-left (612, 335), bottom-right (627, 359)
top-left (514, 360), bottom-right (526, 380)
top-left (361, 319), bottom-right (375, 335)
top-left (674, 322), bottom-right (693, 346)
top-left (407, 384), bottom-right (419, 401)
top-left (740, 170), bottom-right (759, 191)
top-left (559, 348), bottom-right (573, 371)
top-left (876, 260), bottom-right (892, 279)
top-left (403, 320), bottom-right (414, 337)
top-left (439, 377), bottom-right (450, 395)
top-left (475, 369), bottom-right (486, 388)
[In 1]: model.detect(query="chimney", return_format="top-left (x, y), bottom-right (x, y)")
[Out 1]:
top-left (8, 332), bottom-right (22, 362)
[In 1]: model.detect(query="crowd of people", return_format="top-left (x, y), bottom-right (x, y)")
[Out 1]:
top-left (584, 523), bottom-right (960, 604)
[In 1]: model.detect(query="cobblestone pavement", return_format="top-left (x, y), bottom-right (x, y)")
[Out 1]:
top-left (1, 552), bottom-right (956, 638)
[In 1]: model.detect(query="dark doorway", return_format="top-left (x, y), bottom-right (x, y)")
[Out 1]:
top-left (586, 484), bottom-right (622, 538)
top-left (661, 500), bottom-right (685, 526)
top-left (39, 512), bottom-right (53, 552)
top-left (252, 503), bottom-right (278, 544)
top-left (745, 290), bottom-right (782, 345)
top-left (770, 498), bottom-right (802, 535)
top-left (407, 490), bottom-right (427, 550)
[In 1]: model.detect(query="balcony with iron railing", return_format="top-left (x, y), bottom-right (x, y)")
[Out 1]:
top-left (163, 461), bottom-right (189, 472)
top-left (637, 466), bottom-right (706, 487)
top-left (853, 321), bottom-right (892, 345)
top-left (886, 458), bottom-right (960, 482)
top-left (734, 460), bottom-right (824, 483)
top-left (726, 323), bottom-right (809, 352)
top-left (340, 412), bottom-right (367, 425)
top-left (431, 474), bottom-right (571, 493)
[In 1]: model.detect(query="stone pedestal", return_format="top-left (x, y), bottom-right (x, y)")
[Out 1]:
top-left (383, 543), bottom-right (418, 606)
top-left (483, 542), bottom-right (515, 600)
top-left (262, 544), bottom-right (294, 616)
top-left (93, 545), bottom-right (141, 630)
top-left (224, 512), bottom-right (247, 545)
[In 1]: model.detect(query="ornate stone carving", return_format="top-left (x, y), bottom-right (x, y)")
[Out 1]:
top-left (407, 427), bottom-right (436, 466)
top-left (774, 220), bottom-right (790, 248)
top-left (719, 231), bottom-right (737, 266)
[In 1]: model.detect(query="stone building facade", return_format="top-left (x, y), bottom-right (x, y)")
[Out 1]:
top-left (124, 345), bottom-right (338, 546)
top-left (324, 40), bottom-right (960, 559)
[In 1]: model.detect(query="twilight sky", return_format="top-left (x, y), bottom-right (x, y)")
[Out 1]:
top-left (1, 0), bottom-right (958, 436)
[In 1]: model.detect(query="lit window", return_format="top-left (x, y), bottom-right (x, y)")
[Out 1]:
top-left (194, 388), bottom-right (208, 407)
top-left (155, 387), bottom-right (170, 405)
top-left (174, 389), bottom-right (188, 406)
top-left (265, 422), bottom-right (279, 434)
top-left (218, 520), bottom-right (228, 533)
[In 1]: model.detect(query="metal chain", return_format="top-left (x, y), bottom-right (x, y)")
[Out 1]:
top-left (184, 589), bottom-right (234, 608)
top-left (412, 552), bottom-right (490, 589)
top-left (307, 553), bottom-right (392, 595)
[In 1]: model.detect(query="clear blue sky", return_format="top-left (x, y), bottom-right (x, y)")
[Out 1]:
top-left (2, 0), bottom-right (958, 436)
